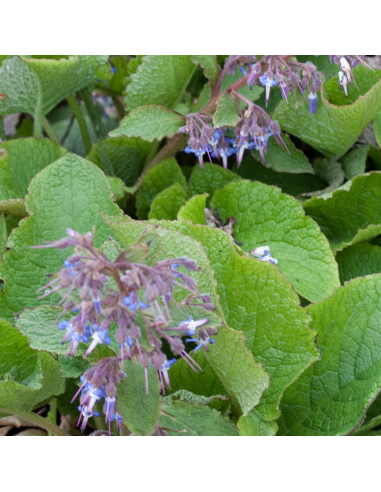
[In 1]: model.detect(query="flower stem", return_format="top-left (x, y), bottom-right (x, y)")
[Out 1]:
top-left (67, 94), bottom-right (92, 155)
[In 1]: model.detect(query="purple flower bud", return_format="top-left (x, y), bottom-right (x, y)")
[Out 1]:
top-left (308, 91), bottom-right (318, 115)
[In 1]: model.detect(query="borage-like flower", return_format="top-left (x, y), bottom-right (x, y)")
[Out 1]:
top-left (35, 229), bottom-right (219, 433)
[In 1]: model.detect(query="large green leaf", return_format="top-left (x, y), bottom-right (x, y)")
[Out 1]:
top-left (0, 352), bottom-right (65, 414)
top-left (148, 183), bottom-right (186, 221)
top-left (255, 134), bottom-right (314, 175)
top-left (304, 173), bottom-right (381, 253)
top-left (0, 138), bottom-right (67, 197)
top-left (280, 275), bottom-right (381, 436)
top-left (273, 67), bottom-right (381, 159)
top-left (140, 221), bottom-right (318, 421)
top-left (110, 105), bottom-right (185, 142)
top-left (160, 400), bottom-right (238, 436)
top-left (211, 180), bottom-right (340, 303)
top-left (337, 243), bottom-right (381, 284)
top-left (87, 136), bottom-right (150, 185)
top-left (188, 163), bottom-right (241, 204)
top-left (104, 217), bottom-right (270, 416)
top-left (125, 55), bottom-right (196, 111)
top-left (136, 158), bottom-right (186, 219)
top-left (117, 360), bottom-right (161, 436)
top-left (0, 154), bottom-right (122, 322)
top-left (0, 319), bottom-right (42, 389)
top-left (235, 155), bottom-right (327, 198)
top-left (325, 66), bottom-right (381, 106)
top-left (0, 56), bottom-right (110, 116)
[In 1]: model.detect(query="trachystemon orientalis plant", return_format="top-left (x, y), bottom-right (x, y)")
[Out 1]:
top-left (181, 55), bottom-right (375, 170)
top-left (35, 229), bottom-right (218, 434)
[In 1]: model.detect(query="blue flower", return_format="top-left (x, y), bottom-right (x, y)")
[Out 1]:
top-left (260, 74), bottom-right (278, 106)
top-left (308, 91), bottom-right (318, 115)
top-left (186, 335), bottom-right (215, 353)
top-left (124, 294), bottom-right (148, 312)
top-left (85, 327), bottom-right (112, 357)
top-left (92, 295), bottom-right (102, 315)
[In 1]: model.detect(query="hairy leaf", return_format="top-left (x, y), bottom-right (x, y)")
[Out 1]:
top-left (211, 180), bottom-right (340, 302)
top-left (280, 275), bottom-right (381, 436)
top-left (148, 183), bottom-right (186, 221)
top-left (118, 360), bottom-right (161, 436)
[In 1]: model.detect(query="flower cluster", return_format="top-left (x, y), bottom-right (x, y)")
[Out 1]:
top-left (37, 229), bottom-right (218, 433)
top-left (182, 105), bottom-right (284, 169)
top-left (329, 56), bottom-right (373, 97)
top-left (73, 359), bottom-right (124, 434)
top-left (246, 55), bottom-right (322, 114)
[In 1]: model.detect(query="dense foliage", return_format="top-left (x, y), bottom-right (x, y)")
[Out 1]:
top-left (1, 55), bottom-right (381, 436)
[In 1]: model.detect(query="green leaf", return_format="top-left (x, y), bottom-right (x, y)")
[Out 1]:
top-left (16, 306), bottom-right (81, 356)
top-left (205, 325), bottom-right (269, 417)
top-left (304, 172), bottom-right (381, 253)
top-left (305, 159), bottom-right (345, 197)
top-left (0, 154), bottom-right (122, 322)
top-left (188, 163), bottom-right (241, 205)
top-left (136, 158), bottom-right (186, 219)
top-left (117, 360), bottom-right (161, 436)
top-left (0, 213), bottom-right (6, 258)
top-left (192, 55), bottom-right (219, 85)
top-left (238, 410), bottom-right (278, 436)
top-left (255, 134), bottom-right (314, 175)
top-left (337, 243), bottom-right (381, 284)
top-left (280, 275), bottom-right (381, 436)
top-left (325, 66), bottom-right (381, 106)
top-left (273, 67), bottom-right (381, 159)
top-left (104, 217), bottom-right (269, 416)
top-left (374, 110), bottom-right (381, 149)
top-left (58, 355), bottom-right (91, 379)
top-left (192, 69), bottom-right (263, 113)
top-left (340, 146), bottom-right (369, 180)
top-left (211, 180), bottom-right (340, 303)
top-left (110, 105), bottom-right (185, 142)
top-left (0, 56), bottom-right (110, 116)
top-left (125, 55), bottom-right (196, 111)
top-left (235, 155), bottom-right (328, 197)
top-left (0, 319), bottom-right (42, 389)
top-left (87, 136), bottom-right (150, 185)
top-left (148, 183), bottom-right (186, 221)
top-left (0, 352), bottom-right (65, 414)
top-left (108, 177), bottom-right (129, 202)
top-left (108, 55), bottom-right (129, 95)
top-left (168, 350), bottom-right (228, 400)
top-left (143, 221), bottom-right (318, 421)
top-left (213, 93), bottom-right (240, 128)
top-left (0, 138), bottom-right (68, 196)
top-left (16, 306), bottom-right (117, 360)
top-left (178, 194), bottom-right (208, 225)
top-left (160, 400), bottom-right (238, 436)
